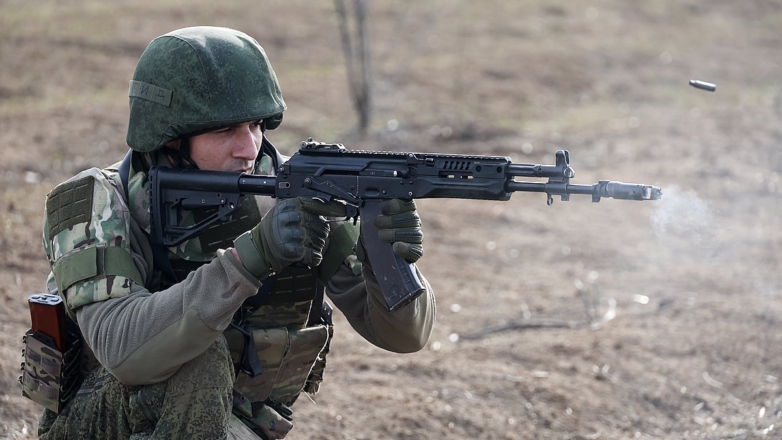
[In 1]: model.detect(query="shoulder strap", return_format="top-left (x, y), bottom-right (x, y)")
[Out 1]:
top-left (118, 149), bottom-right (132, 198)
top-left (118, 149), bottom-right (178, 287)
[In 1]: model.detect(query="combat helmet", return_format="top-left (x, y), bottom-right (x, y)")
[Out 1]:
top-left (126, 26), bottom-right (286, 153)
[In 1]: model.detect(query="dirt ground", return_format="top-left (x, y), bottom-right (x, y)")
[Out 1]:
top-left (1, 0), bottom-right (781, 438)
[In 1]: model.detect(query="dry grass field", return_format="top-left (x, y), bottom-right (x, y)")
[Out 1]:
top-left (1, 0), bottom-right (781, 438)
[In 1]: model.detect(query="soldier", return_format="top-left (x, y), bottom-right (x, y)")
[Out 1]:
top-left (35, 26), bottom-right (435, 439)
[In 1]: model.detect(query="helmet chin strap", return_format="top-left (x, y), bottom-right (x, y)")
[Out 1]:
top-left (252, 123), bottom-right (268, 172)
top-left (259, 133), bottom-right (285, 173)
top-left (164, 138), bottom-right (200, 170)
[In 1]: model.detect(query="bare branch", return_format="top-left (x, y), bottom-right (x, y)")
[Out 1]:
top-left (334, 0), bottom-right (372, 135)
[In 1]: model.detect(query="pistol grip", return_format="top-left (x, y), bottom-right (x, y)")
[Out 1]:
top-left (359, 200), bottom-right (425, 311)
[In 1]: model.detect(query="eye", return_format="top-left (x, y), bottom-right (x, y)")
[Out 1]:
top-left (251, 120), bottom-right (263, 129)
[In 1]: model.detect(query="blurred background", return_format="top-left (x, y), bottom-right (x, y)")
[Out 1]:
top-left (1, 0), bottom-right (781, 438)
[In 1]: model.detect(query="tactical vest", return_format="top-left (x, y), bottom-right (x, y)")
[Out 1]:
top-left (118, 147), bottom-right (334, 408)
top-left (164, 194), bottom-right (331, 407)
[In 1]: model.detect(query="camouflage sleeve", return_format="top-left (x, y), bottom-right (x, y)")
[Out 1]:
top-left (324, 245), bottom-right (436, 353)
top-left (43, 168), bottom-right (142, 309)
top-left (43, 168), bottom-right (261, 385)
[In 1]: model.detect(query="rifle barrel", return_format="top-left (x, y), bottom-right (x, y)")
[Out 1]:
top-left (506, 180), bottom-right (662, 201)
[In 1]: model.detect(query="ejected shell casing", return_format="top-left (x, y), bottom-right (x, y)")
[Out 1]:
top-left (689, 80), bottom-right (716, 92)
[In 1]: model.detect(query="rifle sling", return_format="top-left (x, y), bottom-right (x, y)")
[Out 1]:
top-left (119, 149), bottom-right (178, 287)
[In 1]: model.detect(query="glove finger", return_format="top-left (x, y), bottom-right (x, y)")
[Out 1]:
top-left (280, 242), bottom-right (304, 259)
top-left (310, 217), bottom-right (331, 238)
top-left (306, 230), bottom-right (328, 251)
top-left (380, 199), bottom-right (417, 216)
top-left (300, 210), bottom-right (330, 234)
top-left (374, 210), bottom-right (421, 230)
top-left (274, 198), bottom-right (298, 213)
top-left (274, 209), bottom-right (301, 228)
top-left (392, 242), bottom-right (424, 263)
top-left (300, 197), bottom-right (348, 218)
top-left (278, 228), bottom-right (304, 244)
top-left (377, 228), bottom-right (424, 244)
top-left (304, 248), bottom-right (324, 267)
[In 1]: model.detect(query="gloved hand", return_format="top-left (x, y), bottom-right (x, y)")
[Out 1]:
top-left (373, 199), bottom-right (424, 263)
top-left (234, 197), bottom-right (347, 278)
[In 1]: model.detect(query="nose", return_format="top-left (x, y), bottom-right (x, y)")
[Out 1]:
top-left (233, 125), bottom-right (261, 161)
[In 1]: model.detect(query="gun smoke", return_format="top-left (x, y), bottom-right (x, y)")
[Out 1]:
top-left (651, 185), bottom-right (723, 262)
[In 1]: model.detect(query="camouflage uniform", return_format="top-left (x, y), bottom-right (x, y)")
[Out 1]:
top-left (35, 27), bottom-right (436, 439)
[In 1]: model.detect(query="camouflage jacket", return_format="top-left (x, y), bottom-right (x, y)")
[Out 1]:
top-left (41, 150), bottom-right (436, 400)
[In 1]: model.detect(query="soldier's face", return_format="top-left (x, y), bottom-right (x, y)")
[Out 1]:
top-left (188, 120), bottom-right (263, 172)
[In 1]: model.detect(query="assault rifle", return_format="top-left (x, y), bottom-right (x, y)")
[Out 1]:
top-left (150, 139), bottom-right (662, 311)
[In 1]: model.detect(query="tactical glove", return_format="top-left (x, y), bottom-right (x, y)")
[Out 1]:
top-left (234, 197), bottom-right (347, 278)
top-left (373, 199), bottom-right (424, 263)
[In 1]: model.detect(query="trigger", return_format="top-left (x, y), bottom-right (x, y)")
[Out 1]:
top-left (346, 205), bottom-right (359, 225)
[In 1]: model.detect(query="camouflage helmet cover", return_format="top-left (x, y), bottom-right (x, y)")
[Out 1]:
top-left (126, 26), bottom-right (286, 152)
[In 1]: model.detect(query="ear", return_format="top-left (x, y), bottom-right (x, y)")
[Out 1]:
top-left (165, 139), bottom-right (182, 151)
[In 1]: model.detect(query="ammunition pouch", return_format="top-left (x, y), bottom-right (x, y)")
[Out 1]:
top-left (228, 322), bottom-right (330, 407)
top-left (20, 294), bottom-right (82, 414)
top-left (227, 264), bottom-right (336, 409)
